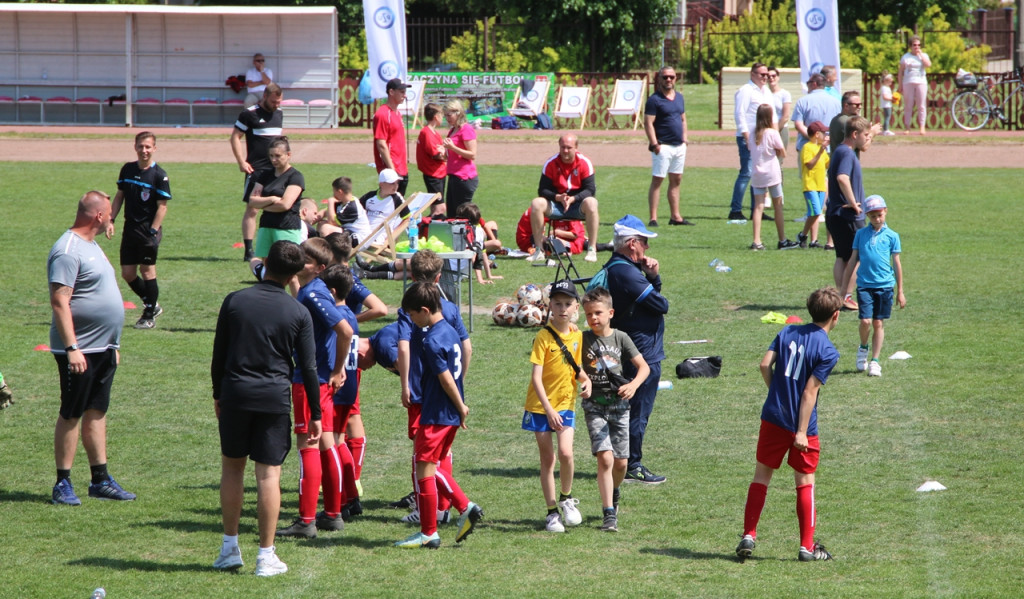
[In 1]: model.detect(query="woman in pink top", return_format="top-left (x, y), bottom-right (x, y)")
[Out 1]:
top-left (748, 104), bottom-right (798, 251)
top-left (441, 99), bottom-right (478, 217)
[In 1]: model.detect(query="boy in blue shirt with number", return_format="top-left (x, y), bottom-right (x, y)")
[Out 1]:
top-left (841, 195), bottom-right (905, 377)
top-left (737, 287), bottom-right (841, 562)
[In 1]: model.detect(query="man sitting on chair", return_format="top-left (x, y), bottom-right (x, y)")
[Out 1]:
top-left (526, 134), bottom-right (600, 263)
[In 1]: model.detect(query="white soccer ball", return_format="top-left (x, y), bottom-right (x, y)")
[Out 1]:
top-left (491, 302), bottom-right (517, 326)
top-left (517, 283), bottom-right (543, 306)
top-left (540, 283), bottom-right (552, 307)
top-left (516, 303), bottom-right (545, 327)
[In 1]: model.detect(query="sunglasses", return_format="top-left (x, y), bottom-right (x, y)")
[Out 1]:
top-left (846, 102), bottom-right (862, 108)
top-left (254, 59), bottom-right (265, 63)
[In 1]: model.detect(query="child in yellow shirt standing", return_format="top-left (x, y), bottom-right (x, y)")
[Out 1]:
top-left (797, 121), bottom-right (829, 249)
top-left (522, 279), bottom-right (591, 532)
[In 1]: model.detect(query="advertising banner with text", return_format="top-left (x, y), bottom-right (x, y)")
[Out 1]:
top-left (408, 71), bottom-right (555, 120)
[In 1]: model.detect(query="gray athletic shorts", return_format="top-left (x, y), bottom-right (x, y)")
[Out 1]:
top-left (582, 398), bottom-right (630, 458)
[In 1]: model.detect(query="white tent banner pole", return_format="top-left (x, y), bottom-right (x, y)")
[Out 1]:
top-left (795, 0), bottom-right (840, 92)
top-left (363, 0), bottom-right (407, 100)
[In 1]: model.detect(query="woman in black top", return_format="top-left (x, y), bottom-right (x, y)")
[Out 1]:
top-left (249, 136), bottom-right (305, 258)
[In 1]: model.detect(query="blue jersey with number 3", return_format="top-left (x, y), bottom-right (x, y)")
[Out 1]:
top-left (417, 319), bottom-right (465, 427)
top-left (760, 324), bottom-right (839, 436)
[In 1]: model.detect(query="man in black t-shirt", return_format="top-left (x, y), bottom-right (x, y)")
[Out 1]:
top-left (230, 83), bottom-right (284, 261)
top-left (106, 131), bottom-right (171, 330)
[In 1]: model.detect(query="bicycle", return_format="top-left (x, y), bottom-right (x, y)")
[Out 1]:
top-left (950, 66), bottom-right (1024, 131)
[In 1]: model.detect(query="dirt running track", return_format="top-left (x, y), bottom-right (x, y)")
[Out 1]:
top-left (1, 126), bottom-right (1020, 168)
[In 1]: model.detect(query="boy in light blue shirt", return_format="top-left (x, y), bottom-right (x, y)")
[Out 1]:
top-left (841, 195), bottom-right (905, 377)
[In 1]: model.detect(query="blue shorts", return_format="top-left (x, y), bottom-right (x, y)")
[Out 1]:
top-left (857, 287), bottom-right (894, 320)
top-left (803, 190), bottom-right (825, 216)
top-left (547, 200), bottom-right (585, 221)
top-left (521, 409), bottom-right (575, 432)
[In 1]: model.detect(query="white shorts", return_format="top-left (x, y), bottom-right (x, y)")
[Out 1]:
top-left (651, 143), bottom-right (687, 178)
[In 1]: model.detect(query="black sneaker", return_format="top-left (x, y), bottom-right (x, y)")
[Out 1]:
top-left (797, 232), bottom-right (808, 248)
top-left (808, 241), bottom-right (823, 249)
top-left (623, 464), bottom-right (666, 485)
top-left (315, 511), bottom-right (345, 532)
top-left (389, 491), bottom-right (416, 509)
top-left (341, 497), bottom-right (363, 519)
top-left (761, 214), bottom-right (774, 222)
top-left (778, 239), bottom-right (800, 250)
top-left (134, 312), bottom-right (155, 329)
top-left (798, 542), bottom-right (833, 561)
top-left (601, 512), bottom-right (618, 532)
top-left (727, 211), bottom-right (745, 220)
top-left (276, 517), bottom-right (317, 539)
top-left (736, 534), bottom-right (756, 559)
top-left (648, 219), bottom-right (658, 227)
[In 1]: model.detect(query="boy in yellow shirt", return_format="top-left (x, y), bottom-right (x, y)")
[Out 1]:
top-left (522, 279), bottom-right (591, 532)
top-left (797, 121), bottom-right (829, 249)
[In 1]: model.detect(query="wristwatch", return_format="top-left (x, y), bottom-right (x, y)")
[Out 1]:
top-left (65, 344), bottom-right (79, 352)
top-left (149, 227), bottom-right (159, 235)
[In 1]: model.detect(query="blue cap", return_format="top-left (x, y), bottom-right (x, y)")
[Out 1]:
top-left (864, 195), bottom-right (887, 212)
top-left (613, 215), bottom-right (658, 238)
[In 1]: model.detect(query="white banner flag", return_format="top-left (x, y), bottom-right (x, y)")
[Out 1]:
top-left (364, 0), bottom-right (407, 99)
top-left (795, 0), bottom-right (840, 92)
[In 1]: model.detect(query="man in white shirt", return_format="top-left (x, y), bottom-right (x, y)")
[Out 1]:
top-left (728, 62), bottom-right (775, 221)
top-left (245, 53), bottom-right (274, 107)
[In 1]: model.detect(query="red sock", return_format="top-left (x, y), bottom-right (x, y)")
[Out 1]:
top-left (435, 465), bottom-right (469, 514)
top-left (336, 441), bottom-right (358, 503)
top-left (743, 482), bottom-right (768, 538)
top-left (417, 475), bottom-right (438, 536)
top-left (321, 446), bottom-right (342, 516)
top-left (437, 453), bottom-right (454, 512)
top-left (298, 447), bottom-right (321, 522)
top-left (796, 484), bottom-right (816, 549)
top-left (346, 436), bottom-right (365, 481)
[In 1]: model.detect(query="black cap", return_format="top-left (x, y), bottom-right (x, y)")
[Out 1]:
top-left (549, 279), bottom-right (579, 301)
top-left (386, 78), bottom-right (411, 92)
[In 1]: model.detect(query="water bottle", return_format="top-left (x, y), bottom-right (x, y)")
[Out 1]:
top-left (91, 589), bottom-right (106, 599)
top-left (715, 263), bottom-right (732, 273)
top-left (657, 380), bottom-right (673, 390)
top-left (407, 217), bottom-right (419, 251)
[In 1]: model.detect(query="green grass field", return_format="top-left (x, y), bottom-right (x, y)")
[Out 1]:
top-left (1, 158), bottom-right (1023, 598)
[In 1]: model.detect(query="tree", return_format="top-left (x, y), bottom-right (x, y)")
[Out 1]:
top-left (682, 0), bottom-right (799, 82)
top-left (840, 5), bottom-right (990, 74)
top-left (837, 0), bottom-right (975, 30)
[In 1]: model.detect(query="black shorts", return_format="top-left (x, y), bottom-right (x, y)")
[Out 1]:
top-left (218, 406), bottom-right (292, 466)
top-left (422, 174), bottom-right (446, 197)
top-left (446, 175), bottom-right (478, 217)
top-left (55, 349), bottom-right (117, 419)
top-left (120, 226), bottom-right (161, 266)
top-left (825, 215), bottom-right (864, 261)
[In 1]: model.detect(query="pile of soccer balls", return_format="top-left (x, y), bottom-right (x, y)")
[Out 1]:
top-left (492, 282), bottom-right (552, 327)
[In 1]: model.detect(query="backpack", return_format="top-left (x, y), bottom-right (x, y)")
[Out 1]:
top-left (586, 257), bottom-right (631, 293)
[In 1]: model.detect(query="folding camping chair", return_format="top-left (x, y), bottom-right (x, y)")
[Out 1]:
top-left (606, 78), bottom-right (648, 130)
top-left (352, 191), bottom-right (440, 263)
top-left (509, 79), bottom-right (551, 118)
top-left (553, 86), bottom-right (592, 130)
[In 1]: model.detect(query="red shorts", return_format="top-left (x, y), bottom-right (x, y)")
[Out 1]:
top-left (414, 424), bottom-right (458, 464)
top-left (292, 383), bottom-right (335, 434)
top-left (407, 403), bottom-right (422, 440)
top-left (332, 403), bottom-right (357, 434)
top-left (755, 419), bottom-right (820, 474)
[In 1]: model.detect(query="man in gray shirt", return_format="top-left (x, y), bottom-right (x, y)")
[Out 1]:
top-left (48, 190), bottom-right (135, 505)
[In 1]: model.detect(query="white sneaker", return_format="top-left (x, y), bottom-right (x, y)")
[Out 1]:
top-left (545, 511), bottom-right (565, 533)
top-left (585, 248), bottom-right (598, 263)
top-left (867, 361), bottom-right (882, 377)
top-left (856, 347), bottom-right (869, 372)
top-left (212, 545), bottom-right (243, 570)
top-left (254, 551), bottom-right (288, 577)
top-left (559, 497), bottom-right (582, 526)
top-left (526, 250), bottom-right (545, 263)
top-left (882, 130), bottom-right (896, 136)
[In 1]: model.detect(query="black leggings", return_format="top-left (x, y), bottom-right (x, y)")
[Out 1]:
top-left (445, 175), bottom-right (478, 218)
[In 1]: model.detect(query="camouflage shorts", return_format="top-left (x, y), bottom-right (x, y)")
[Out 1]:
top-left (582, 398), bottom-right (629, 458)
